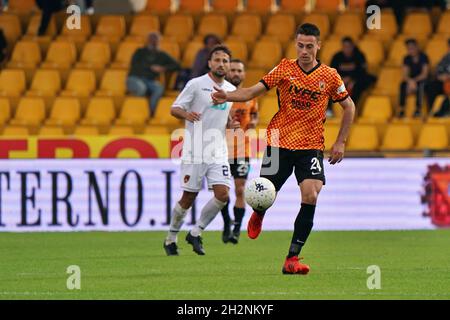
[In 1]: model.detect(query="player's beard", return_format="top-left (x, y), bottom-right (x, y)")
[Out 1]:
top-left (212, 69), bottom-right (226, 79)
top-left (229, 76), bottom-right (242, 87)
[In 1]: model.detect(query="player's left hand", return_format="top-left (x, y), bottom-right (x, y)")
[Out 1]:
top-left (212, 86), bottom-right (227, 104)
top-left (328, 142), bottom-right (345, 165)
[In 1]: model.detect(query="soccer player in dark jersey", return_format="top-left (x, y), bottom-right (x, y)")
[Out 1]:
top-left (212, 23), bottom-right (355, 274)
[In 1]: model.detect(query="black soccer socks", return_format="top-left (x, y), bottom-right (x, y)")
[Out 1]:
top-left (287, 203), bottom-right (316, 258)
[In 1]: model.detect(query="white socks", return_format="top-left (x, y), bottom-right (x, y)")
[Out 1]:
top-left (191, 197), bottom-right (227, 237)
top-left (166, 202), bottom-right (188, 244)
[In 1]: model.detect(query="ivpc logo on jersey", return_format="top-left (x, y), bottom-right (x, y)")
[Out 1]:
top-left (66, 5), bottom-right (82, 30)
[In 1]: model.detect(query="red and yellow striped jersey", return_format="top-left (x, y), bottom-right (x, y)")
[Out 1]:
top-left (260, 58), bottom-right (349, 150)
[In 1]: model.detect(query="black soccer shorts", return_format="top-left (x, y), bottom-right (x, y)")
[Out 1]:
top-left (229, 158), bottom-right (251, 179)
top-left (260, 146), bottom-right (326, 191)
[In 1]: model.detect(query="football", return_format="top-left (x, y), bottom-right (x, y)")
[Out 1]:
top-left (245, 177), bottom-right (277, 211)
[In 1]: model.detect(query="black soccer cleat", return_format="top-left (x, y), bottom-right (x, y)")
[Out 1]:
top-left (163, 241), bottom-right (179, 256)
top-left (228, 230), bottom-right (240, 244)
top-left (185, 232), bottom-right (205, 255)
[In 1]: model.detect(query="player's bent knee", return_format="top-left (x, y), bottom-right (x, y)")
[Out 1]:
top-left (302, 192), bottom-right (319, 205)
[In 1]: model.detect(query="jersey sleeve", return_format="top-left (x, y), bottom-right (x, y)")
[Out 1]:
top-left (330, 69), bottom-right (349, 103)
top-left (172, 80), bottom-right (196, 111)
top-left (260, 59), bottom-right (287, 90)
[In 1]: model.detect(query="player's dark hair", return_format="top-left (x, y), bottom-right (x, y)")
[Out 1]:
top-left (296, 23), bottom-right (320, 39)
top-left (203, 34), bottom-right (221, 46)
top-left (341, 36), bottom-right (354, 44)
top-left (208, 44), bottom-right (232, 61)
top-left (405, 38), bottom-right (418, 46)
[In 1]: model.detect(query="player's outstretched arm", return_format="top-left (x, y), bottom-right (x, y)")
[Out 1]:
top-left (329, 96), bottom-right (355, 165)
top-left (212, 82), bottom-right (266, 104)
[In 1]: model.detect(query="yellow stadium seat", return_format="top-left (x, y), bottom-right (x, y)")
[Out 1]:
top-left (315, 0), bottom-right (343, 12)
top-left (0, 14), bottom-right (22, 44)
top-left (10, 97), bottom-right (46, 131)
top-left (75, 41), bottom-right (111, 70)
top-left (181, 41), bottom-right (204, 69)
top-left (242, 68), bottom-right (266, 89)
top-left (224, 39), bottom-right (248, 63)
top-left (160, 39), bottom-right (181, 61)
top-left (261, 13), bottom-right (296, 46)
top-left (0, 98), bottom-right (11, 126)
top-left (374, 67), bottom-right (403, 97)
top-left (73, 125), bottom-right (100, 136)
top-left (96, 69), bottom-right (127, 98)
top-left (249, 40), bottom-right (282, 69)
top-left (348, 0), bottom-right (366, 10)
top-left (59, 14), bottom-right (92, 39)
top-left (144, 126), bottom-right (170, 135)
top-left (60, 70), bottom-right (96, 97)
top-left (385, 38), bottom-right (408, 67)
top-left (196, 14), bottom-right (228, 40)
top-left (39, 125), bottom-right (65, 136)
top-left (91, 15), bottom-right (126, 43)
top-left (425, 38), bottom-right (448, 70)
top-left (27, 69), bottom-right (61, 98)
top-left (359, 96), bottom-right (392, 123)
top-left (116, 97), bottom-right (150, 127)
top-left (358, 38), bottom-right (384, 74)
top-left (46, 97), bottom-right (81, 130)
top-left (323, 123), bottom-right (340, 150)
top-left (150, 97), bottom-right (181, 126)
top-left (402, 12), bottom-right (432, 40)
top-left (110, 41), bottom-right (143, 69)
top-left (416, 124), bottom-right (449, 150)
top-left (145, 0), bottom-right (173, 14)
top-left (258, 96), bottom-right (278, 125)
top-left (285, 44), bottom-right (297, 59)
top-left (319, 38), bottom-right (341, 66)
top-left (127, 15), bottom-right (160, 41)
top-left (0, 70), bottom-right (26, 97)
top-left (246, 0), bottom-right (273, 13)
top-left (25, 15), bottom-right (57, 37)
top-left (163, 14), bottom-right (194, 46)
top-left (332, 12), bottom-right (363, 39)
top-left (211, 0), bottom-right (240, 12)
top-left (430, 95), bottom-right (446, 116)
top-left (109, 125), bottom-right (135, 135)
top-left (7, 41), bottom-right (42, 69)
top-left (2, 125), bottom-right (29, 136)
top-left (230, 14), bottom-right (262, 45)
top-left (41, 41), bottom-right (77, 69)
top-left (81, 98), bottom-right (116, 132)
top-left (365, 9), bottom-right (397, 43)
top-left (9, 0), bottom-right (36, 13)
top-left (279, 0), bottom-right (306, 13)
top-left (436, 10), bottom-right (450, 36)
top-left (380, 124), bottom-right (414, 151)
top-left (347, 124), bottom-right (379, 151)
top-left (179, 0), bottom-right (207, 13)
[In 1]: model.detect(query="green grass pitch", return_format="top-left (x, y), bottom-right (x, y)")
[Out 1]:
top-left (0, 230), bottom-right (449, 300)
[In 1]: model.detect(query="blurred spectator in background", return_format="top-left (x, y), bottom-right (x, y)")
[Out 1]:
top-left (0, 29), bottom-right (7, 67)
top-left (330, 37), bottom-right (376, 106)
top-left (73, 0), bottom-right (95, 14)
top-left (0, 0), bottom-right (8, 11)
top-left (190, 34), bottom-right (222, 79)
top-left (399, 38), bottom-right (430, 118)
top-left (429, 38), bottom-right (450, 110)
top-left (127, 32), bottom-right (180, 117)
top-left (36, 0), bottom-right (66, 36)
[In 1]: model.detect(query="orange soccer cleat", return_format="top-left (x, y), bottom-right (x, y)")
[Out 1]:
top-left (282, 256), bottom-right (310, 275)
top-left (247, 211), bottom-right (264, 239)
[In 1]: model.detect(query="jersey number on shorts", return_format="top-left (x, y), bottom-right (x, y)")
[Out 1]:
top-left (310, 157), bottom-right (322, 174)
top-left (237, 163), bottom-right (249, 176)
top-left (222, 166), bottom-right (229, 176)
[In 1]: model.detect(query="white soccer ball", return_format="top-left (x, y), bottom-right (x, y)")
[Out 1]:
top-left (245, 177), bottom-right (276, 211)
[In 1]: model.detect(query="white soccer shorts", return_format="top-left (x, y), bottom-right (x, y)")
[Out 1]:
top-left (180, 162), bottom-right (232, 192)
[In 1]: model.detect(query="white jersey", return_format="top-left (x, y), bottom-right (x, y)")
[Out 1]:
top-left (172, 73), bottom-right (235, 164)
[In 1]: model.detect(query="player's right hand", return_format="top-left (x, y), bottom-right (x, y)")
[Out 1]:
top-left (185, 112), bottom-right (201, 122)
top-left (212, 86), bottom-right (227, 104)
